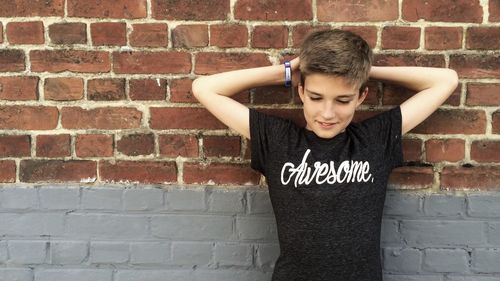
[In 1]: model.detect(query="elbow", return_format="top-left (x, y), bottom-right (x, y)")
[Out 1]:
top-left (448, 69), bottom-right (459, 89)
top-left (192, 76), bottom-right (205, 100)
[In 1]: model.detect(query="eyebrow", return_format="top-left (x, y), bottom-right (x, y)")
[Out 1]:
top-left (307, 90), bottom-right (356, 98)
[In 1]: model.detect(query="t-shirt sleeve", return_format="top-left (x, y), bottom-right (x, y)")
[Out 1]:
top-left (249, 108), bottom-right (292, 175)
top-left (359, 106), bottom-right (404, 169)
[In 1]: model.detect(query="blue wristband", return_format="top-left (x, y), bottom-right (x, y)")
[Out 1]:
top-left (284, 60), bottom-right (292, 87)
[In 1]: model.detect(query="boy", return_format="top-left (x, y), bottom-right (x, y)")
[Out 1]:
top-left (192, 29), bottom-right (458, 281)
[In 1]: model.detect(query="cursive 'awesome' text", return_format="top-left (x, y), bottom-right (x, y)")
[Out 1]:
top-left (280, 149), bottom-right (374, 188)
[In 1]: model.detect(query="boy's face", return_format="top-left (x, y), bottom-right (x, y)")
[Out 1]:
top-left (298, 73), bottom-right (368, 139)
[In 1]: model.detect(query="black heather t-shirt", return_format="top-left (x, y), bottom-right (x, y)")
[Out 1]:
top-left (249, 106), bottom-right (403, 281)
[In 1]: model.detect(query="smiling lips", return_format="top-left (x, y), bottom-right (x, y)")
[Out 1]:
top-left (318, 121), bottom-right (337, 128)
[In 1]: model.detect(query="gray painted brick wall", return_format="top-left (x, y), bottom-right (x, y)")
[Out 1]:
top-left (0, 184), bottom-right (499, 281)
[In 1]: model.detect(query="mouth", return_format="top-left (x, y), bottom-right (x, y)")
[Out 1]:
top-left (317, 121), bottom-right (338, 129)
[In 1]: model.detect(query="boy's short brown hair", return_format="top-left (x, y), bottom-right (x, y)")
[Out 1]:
top-left (299, 29), bottom-right (373, 95)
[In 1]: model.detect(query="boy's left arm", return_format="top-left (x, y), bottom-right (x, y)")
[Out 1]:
top-left (369, 66), bottom-right (459, 135)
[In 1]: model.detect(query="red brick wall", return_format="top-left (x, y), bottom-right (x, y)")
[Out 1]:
top-left (0, 0), bottom-right (498, 190)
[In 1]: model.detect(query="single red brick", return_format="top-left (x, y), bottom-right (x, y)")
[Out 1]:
top-left (76, 134), bottom-right (114, 157)
top-left (130, 79), bottom-right (167, 101)
top-left (210, 24), bottom-right (248, 48)
top-left (159, 134), bottom-right (199, 158)
top-left (441, 166), bottom-right (500, 190)
top-left (0, 77), bottom-right (39, 100)
top-left (130, 23), bottom-right (168, 47)
top-left (117, 133), bottom-right (154, 156)
top-left (6, 21), bottom-right (44, 44)
top-left (0, 50), bottom-right (25, 72)
top-left (425, 139), bottom-right (465, 163)
top-left (150, 107), bottom-right (226, 130)
top-left (67, 0), bottom-right (146, 18)
top-left (0, 135), bottom-right (31, 157)
top-left (470, 141), bottom-right (500, 163)
top-left (374, 53), bottom-right (445, 67)
top-left (341, 26), bottom-right (378, 49)
top-left (44, 77), bottom-right (84, 101)
top-left (317, 0), bottom-right (397, 22)
top-left (30, 50), bottom-right (110, 73)
top-left (381, 26), bottom-right (421, 50)
top-left (450, 54), bottom-right (500, 79)
top-left (403, 0), bottom-right (482, 23)
top-left (152, 0), bottom-right (229, 20)
top-left (382, 83), bottom-right (461, 106)
top-left (91, 22), bottom-right (127, 46)
top-left (195, 52), bottom-right (270, 75)
top-left (61, 107), bottom-right (142, 129)
top-left (411, 109), bottom-right (486, 134)
top-left (87, 79), bottom-right (126, 101)
top-left (253, 86), bottom-right (292, 104)
top-left (402, 138), bottom-right (423, 162)
top-left (169, 78), bottom-right (196, 103)
top-left (235, 0), bottom-right (312, 21)
top-left (491, 0), bottom-right (500, 22)
top-left (291, 24), bottom-right (331, 48)
top-left (20, 160), bottom-right (97, 183)
top-left (113, 51), bottom-right (191, 74)
top-left (36, 134), bottom-right (71, 157)
top-left (0, 160), bottom-right (16, 183)
top-left (0, 106), bottom-right (58, 130)
top-left (203, 136), bottom-right (241, 157)
top-left (0, 23), bottom-right (3, 43)
top-left (466, 83), bottom-right (500, 106)
top-left (49, 23), bottom-right (87, 44)
top-left (172, 24), bottom-right (208, 48)
top-left (0, 0), bottom-right (64, 17)
top-left (183, 162), bottom-right (260, 185)
top-left (388, 166), bottom-right (434, 189)
top-left (493, 111), bottom-right (500, 134)
top-left (425, 26), bottom-right (463, 50)
top-left (466, 27), bottom-right (500, 50)
top-left (252, 25), bottom-right (288, 49)
top-left (99, 160), bottom-right (177, 184)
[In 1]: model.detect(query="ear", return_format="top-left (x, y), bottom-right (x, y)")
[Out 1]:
top-left (355, 86), bottom-right (369, 107)
top-left (298, 83), bottom-right (305, 104)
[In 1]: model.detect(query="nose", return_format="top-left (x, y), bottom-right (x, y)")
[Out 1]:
top-left (320, 101), bottom-right (336, 120)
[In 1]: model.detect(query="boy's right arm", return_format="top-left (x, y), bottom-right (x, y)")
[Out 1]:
top-left (192, 58), bottom-right (299, 140)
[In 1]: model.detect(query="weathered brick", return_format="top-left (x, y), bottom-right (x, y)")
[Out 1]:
top-left (0, 213), bottom-right (64, 236)
top-left (425, 26), bottom-right (463, 50)
top-left (76, 134), bottom-right (114, 157)
top-left (450, 54), bottom-right (500, 79)
top-left (494, 110), bottom-right (500, 134)
top-left (116, 270), bottom-right (192, 281)
top-left (214, 242), bottom-right (253, 266)
top-left (402, 138), bottom-right (423, 162)
top-left (0, 50), bottom-right (25, 71)
top-left (169, 78), bottom-right (195, 103)
top-left (208, 188), bottom-right (246, 213)
top-left (35, 269), bottom-right (113, 281)
top-left (236, 217), bottom-right (278, 240)
top-left (0, 187), bottom-right (38, 209)
top-left (203, 136), bottom-right (241, 157)
top-left (471, 249), bottom-right (500, 273)
top-left (403, 0), bottom-right (482, 23)
top-left (471, 141), bottom-right (500, 163)
top-left (113, 51), bottom-right (191, 74)
top-left (253, 85), bottom-right (292, 105)
top-left (0, 135), bottom-right (31, 157)
top-left (381, 219), bottom-right (401, 245)
top-left (374, 53), bottom-right (445, 67)
top-left (466, 27), bottom-right (500, 50)
top-left (247, 190), bottom-right (273, 214)
top-left (491, 0), bottom-right (500, 22)
top-left (6, 21), bottom-right (44, 44)
top-left (410, 109), bottom-right (486, 134)
top-left (383, 191), bottom-right (422, 216)
top-left (152, 0), bottom-right (229, 20)
top-left (91, 22), bottom-right (127, 46)
top-left (90, 242), bottom-right (129, 264)
top-left (466, 83), bottom-right (500, 106)
top-left (67, 0), bottom-right (146, 18)
top-left (235, 0), bottom-right (312, 21)
top-left (383, 248), bottom-right (421, 273)
top-left (49, 23), bottom-right (87, 44)
top-left (151, 214), bottom-right (233, 240)
top-left (171, 242), bottom-right (212, 266)
top-left (400, 220), bottom-right (485, 246)
top-left (388, 167), bottom-right (434, 190)
top-left (425, 138), bottom-right (465, 162)
top-left (291, 24), bottom-right (330, 48)
top-left (50, 241), bottom-right (88, 264)
top-left (9, 240), bottom-right (47, 264)
top-left (30, 50), bottom-right (110, 73)
top-left (0, 160), bottom-right (16, 183)
top-left (123, 188), bottom-right (164, 211)
top-left (130, 23), bottom-right (168, 47)
top-left (381, 26), bottom-right (421, 49)
top-left (172, 24), bottom-right (208, 48)
top-left (423, 248), bottom-right (468, 273)
top-left (183, 162), bottom-right (260, 185)
top-left (252, 25), bottom-right (288, 49)
top-left (441, 166), bottom-right (500, 190)
top-left (88, 78), bottom-right (125, 101)
top-left (130, 79), bottom-right (167, 101)
top-left (423, 194), bottom-right (466, 217)
top-left (165, 187), bottom-right (206, 211)
top-left (39, 186), bottom-right (79, 210)
top-left (61, 107), bottom-right (142, 129)
top-left (99, 160), bottom-right (177, 184)
top-left (44, 77), bottom-right (84, 101)
top-left (0, 0), bottom-right (63, 16)
top-left (0, 106), bottom-right (58, 130)
top-left (65, 213), bottom-right (150, 239)
top-left (36, 134), bottom-right (71, 157)
top-left (130, 242), bottom-right (170, 264)
top-left (81, 187), bottom-right (122, 210)
top-left (20, 160), bottom-right (96, 183)
top-left (255, 243), bottom-right (280, 271)
top-left (317, 0), bottom-right (397, 22)
top-left (0, 269), bottom-right (32, 281)
top-left (117, 133), bottom-right (154, 156)
top-left (210, 24), bottom-right (248, 48)
top-left (158, 134), bottom-right (199, 158)
top-left (467, 194), bottom-right (500, 218)
top-left (195, 52), bottom-right (270, 75)
top-left (150, 107), bottom-right (226, 130)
